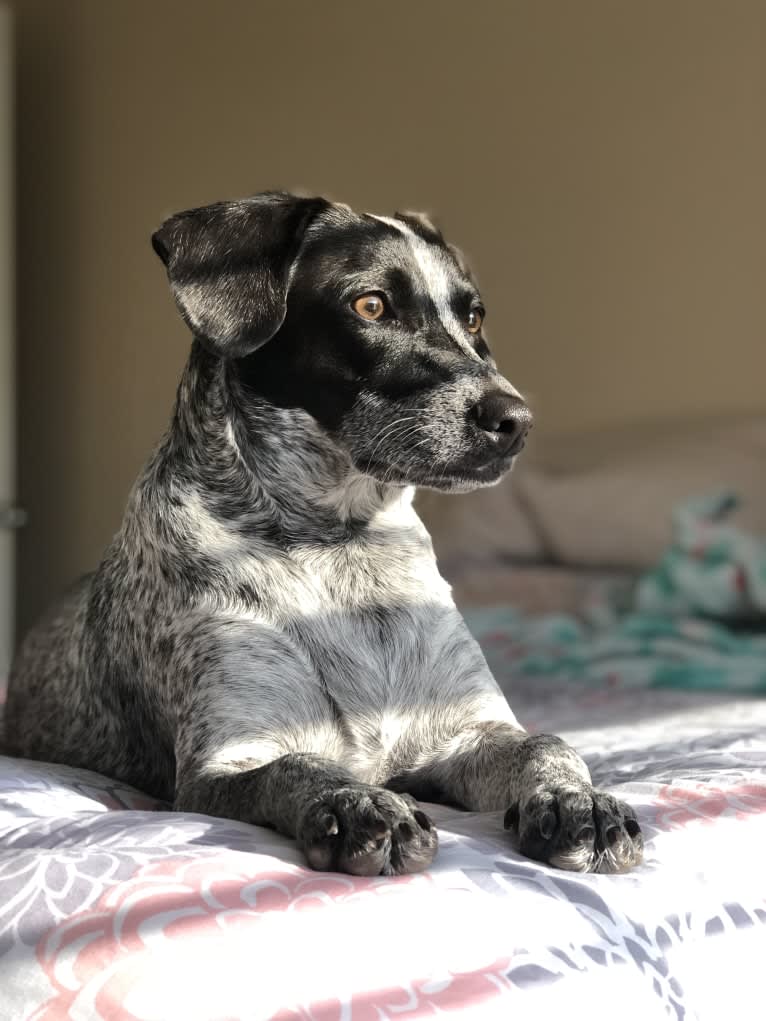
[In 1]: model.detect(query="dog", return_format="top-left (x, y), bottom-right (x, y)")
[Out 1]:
top-left (4, 192), bottom-right (643, 876)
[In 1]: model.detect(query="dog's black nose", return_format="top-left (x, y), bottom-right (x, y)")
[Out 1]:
top-left (470, 391), bottom-right (532, 455)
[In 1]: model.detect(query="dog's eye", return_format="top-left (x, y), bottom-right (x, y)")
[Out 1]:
top-left (353, 293), bottom-right (386, 321)
top-left (467, 308), bottom-right (484, 334)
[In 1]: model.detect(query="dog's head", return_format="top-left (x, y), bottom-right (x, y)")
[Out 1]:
top-left (153, 192), bottom-right (532, 492)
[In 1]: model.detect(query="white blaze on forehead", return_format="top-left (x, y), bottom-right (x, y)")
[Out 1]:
top-left (372, 215), bottom-right (482, 363)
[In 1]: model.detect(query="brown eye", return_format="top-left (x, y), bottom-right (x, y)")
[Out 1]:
top-left (467, 308), bottom-right (484, 334)
top-left (353, 293), bottom-right (386, 321)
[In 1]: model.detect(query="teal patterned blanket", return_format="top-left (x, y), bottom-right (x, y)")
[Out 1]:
top-left (466, 493), bottom-right (766, 693)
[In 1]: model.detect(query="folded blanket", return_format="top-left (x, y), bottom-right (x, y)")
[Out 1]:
top-left (636, 492), bottom-right (766, 617)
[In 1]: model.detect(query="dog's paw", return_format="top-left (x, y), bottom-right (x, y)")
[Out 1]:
top-left (504, 786), bottom-right (643, 874)
top-left (298, 786), bottom-right (438, 876)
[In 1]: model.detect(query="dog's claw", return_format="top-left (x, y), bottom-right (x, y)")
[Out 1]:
top-left (322, 813), bottom-right (339, 836)
top-left (298, 786), bottom-right (438, 876)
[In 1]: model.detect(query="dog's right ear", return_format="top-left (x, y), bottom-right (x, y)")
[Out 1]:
top-left (152, 192), bottom-right (329, 359)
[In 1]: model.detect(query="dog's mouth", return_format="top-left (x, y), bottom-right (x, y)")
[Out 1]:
top-left (412, 454), bottom-right (518, 492)
top-left (363, 447), bottom-right (519, 492)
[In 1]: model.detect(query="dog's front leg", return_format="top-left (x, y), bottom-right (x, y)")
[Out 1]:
top-left (170, 624), bottom-right (438, 876)
top-left (176, 752), bottom-right (437, 876)
top-left (391, 722), bottom-right (643, 874)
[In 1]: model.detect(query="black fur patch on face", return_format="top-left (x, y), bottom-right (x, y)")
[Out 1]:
top-left (235, 212), bottom-right (480, 425)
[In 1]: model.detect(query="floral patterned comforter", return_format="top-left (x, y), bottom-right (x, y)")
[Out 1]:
top-left (1, 673), bottom-right (766, 1021)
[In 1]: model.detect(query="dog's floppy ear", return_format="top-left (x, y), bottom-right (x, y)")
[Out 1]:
top-left (152, 192), bottom-right (329, 358)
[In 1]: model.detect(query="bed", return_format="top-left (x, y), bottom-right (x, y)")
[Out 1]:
top-left (2, 652), bottom-right (765, 1021)
top-left (2, 416), bottom-right (765, 1020)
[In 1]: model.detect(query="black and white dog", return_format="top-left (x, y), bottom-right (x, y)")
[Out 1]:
top-left (5, 192), bottom-right (643, 876)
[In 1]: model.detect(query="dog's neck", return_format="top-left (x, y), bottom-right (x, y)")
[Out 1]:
top-left (162, 341), bottom-right (414, 535)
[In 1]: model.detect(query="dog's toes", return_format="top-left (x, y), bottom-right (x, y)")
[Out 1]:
top-left (386, 800), bottom-right (438, 875)
top-left (298, 786), bottom-right (438, 876)
top-left (592, 792), bottom-right (644, 873)
top-left (505, 786), bottom-right (643, 874)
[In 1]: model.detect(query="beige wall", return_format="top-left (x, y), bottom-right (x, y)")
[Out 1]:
top-left (9, 0), bottom-right (766, 633)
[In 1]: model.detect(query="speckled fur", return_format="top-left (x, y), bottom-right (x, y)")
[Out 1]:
top-left (4, 193), bottom-right (642, 876)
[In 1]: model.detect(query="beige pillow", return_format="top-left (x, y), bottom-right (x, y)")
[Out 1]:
top-left (515, 416), bottom-right (766, 568)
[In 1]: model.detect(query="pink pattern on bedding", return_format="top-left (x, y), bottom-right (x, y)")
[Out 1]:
top-left (655, 782), bottom-right (766, 829)
top-left (32, 856), bottom-right (513, 1021)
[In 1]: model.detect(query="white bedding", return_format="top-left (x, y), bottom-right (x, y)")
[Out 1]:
top-left (2, 675), bottom-right (765, 1021)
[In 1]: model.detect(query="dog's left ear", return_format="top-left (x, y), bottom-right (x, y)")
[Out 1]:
top-left (152, 192), bottom-right (329, 358)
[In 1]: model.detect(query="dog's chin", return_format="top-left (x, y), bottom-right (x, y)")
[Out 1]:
top-left (365, 455), bottom-right (517, 493)
top-left (418, 460), bottom-right (516, 493)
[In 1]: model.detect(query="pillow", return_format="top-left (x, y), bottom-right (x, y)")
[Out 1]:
top-left (515, 416), bottom-right (766, 568)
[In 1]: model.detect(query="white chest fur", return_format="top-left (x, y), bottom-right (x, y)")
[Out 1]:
top-left (183, 487), bottom-right (512, 780)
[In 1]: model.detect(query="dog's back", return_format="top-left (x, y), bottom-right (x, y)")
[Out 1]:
top-left (5, 566), bottom-right (177, 798)
top-left (5, 580), bottom-right (90, 762)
